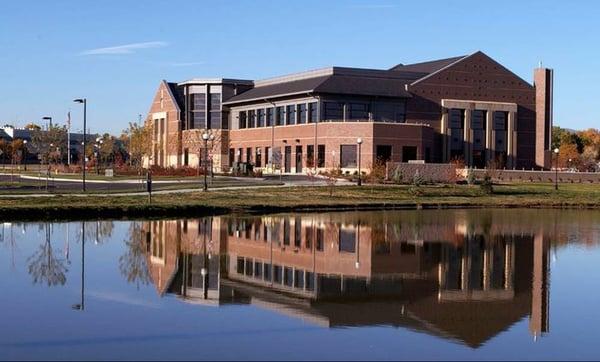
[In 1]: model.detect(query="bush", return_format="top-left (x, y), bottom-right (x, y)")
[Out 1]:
top-left (391, 167), bottom-right (404, 184)
top-left (368, 161), bottom-right (386, 184)
top-left (466, 168), bottom-right (476, 185)
top-left (412, 169), bottom-right (424, 187)
top-left (149, 165), bottom-right (203, 177)
top-left (480, 172), bottom-right (494, 194)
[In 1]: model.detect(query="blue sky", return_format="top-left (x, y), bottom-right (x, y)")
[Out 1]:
top-left (0, 0), bottom-right (598, 134)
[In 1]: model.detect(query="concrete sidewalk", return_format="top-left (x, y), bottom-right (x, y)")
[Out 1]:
top-left (0, 178), bottom-right (354, 198)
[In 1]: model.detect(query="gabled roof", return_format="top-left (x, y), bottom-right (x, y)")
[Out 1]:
top-left (389, 55), bottom-right (468, 74)
top-left (223, 67), bottom-right (415, 105)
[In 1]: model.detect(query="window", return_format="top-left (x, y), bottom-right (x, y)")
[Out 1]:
top-left (237, 148), bottom-right (243, 162)
top-left (283, 219), bottom-right (290, 245)
top-left (191, 111), bottom-right (206, 130)
top-left (246, 147), bottom-right (252, 164)
top-left (374, 101), bottom-right (405, 123)
top-left (237, 257), bottom-right (245, 274)
top-left (264, 263), bottom-right (272, 282)
top-left (229, 148), bottom-right (234, 165)
top-left (191, 93), bottom-right (206, 110)
top-left (257, 109), bottom-right (265, 127)
top-left (298, 104), bottom-right (307, 124)
top-left (316, 228), bottom-right (324, 251)
top-left (340, 144), bottom-right (357, 168)
top-left (317, 145), bottom-right (325, 167)
top-left (245, 259), bottom-right (253, 276)
top-left (254, 261), bottom-right (263, 279)
top-left (306, 145), bottom-right (315, 168)
top-left (208, 111), bottom-right (221, 129)
top-left (323, 102), bottom-right (343, 121)
top-left (294, 270), bottom-right (304, 288)
top-left (208, 93), bottom-right (221, 129)
top-left (449, 109), bottom-right (464, 129)
top-left (493, 111), bottom-right (507, 130)
top-left (286, 105), bottom-right (296, 125)
top-left (275, 106), bottom-right (284, 126)
top-left (265, 146), bottom-right (270, 166)
top-left (402, 146), bottom-right (418, 162)
top-left (294, 217), bottom-right (301, 247)
top-left (184, 148), bottom-right (189, 166)
top-left (239, 111), bottom-right (247, 129)
top-left (190, 93), bottom-right (206, 129)
top-left (339, 229), bottom-right (356, 253)
top-left (273, 265), bottom-right (282, 283)
top-left (348, 103), bottom-right (368, 121)
top-left (266, 107), bottom-right (274, 127)
top-left (305, 226), bottom-right (313, 249)
top-left (284, 267), bottom-right (294, 287)
top-left (308, 102), bottom-right (318, 123)
top-left (255, 147), bottom-right (262, 167)
top-left (471, 110), bottom-right (486, 130)
top-left (248, 110), bottom-right (256, 128)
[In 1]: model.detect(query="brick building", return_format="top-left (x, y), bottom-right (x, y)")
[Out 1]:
top-left (145, 51), bottom-right (553, 173)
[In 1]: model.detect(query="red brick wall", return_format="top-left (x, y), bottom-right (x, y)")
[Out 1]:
top-left (229, 123), bottom-right (434, 171)
top-left (406, 52), bottom-right (537, 168)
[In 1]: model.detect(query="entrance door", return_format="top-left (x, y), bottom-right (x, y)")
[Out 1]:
top-left (295, 146), bottom-right (302, 173)
top-left (284, 146), bottom-right (292, 173)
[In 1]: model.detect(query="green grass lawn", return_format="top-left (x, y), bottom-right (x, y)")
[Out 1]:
top-left (0, 182), bottom-right (598, 220)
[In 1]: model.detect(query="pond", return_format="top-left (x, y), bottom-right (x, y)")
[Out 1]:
top-left (1, 209), bottom-right (600, 360)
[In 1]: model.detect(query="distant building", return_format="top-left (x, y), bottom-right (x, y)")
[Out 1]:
top-left (146, 51), bottom-right (554, 172)
top-left (0, 125), bottom-right (96, 164)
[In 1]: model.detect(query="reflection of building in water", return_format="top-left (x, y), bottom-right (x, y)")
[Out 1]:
top-left (141, 210), bottom-right (551, 347)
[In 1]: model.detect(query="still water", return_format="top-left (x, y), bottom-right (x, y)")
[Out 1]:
top-left (1, 209), bottom-right (599, 360)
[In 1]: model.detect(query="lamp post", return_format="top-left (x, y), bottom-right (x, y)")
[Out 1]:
top-left (209, 134), bottom-right (215, 181)
top-left (73, 99), bottom-right (87, 192)
top-left (554, 147), bottom-right (559, 191)
top-left (202, 132), bottom-right (209, 191)
top-left (22, 140), bottom-right (28, 171)
top-left (357, 137), bottom-right (363, 186)
top-left (42, 116), bottom-right (52, 130)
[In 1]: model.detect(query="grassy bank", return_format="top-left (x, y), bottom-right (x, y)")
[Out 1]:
top-left (0, 183), bottom-right (599, 221)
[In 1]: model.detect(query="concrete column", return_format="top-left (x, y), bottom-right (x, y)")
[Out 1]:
top-left (529, 232), bottom-right (550, 337)
top-left (441, 110), bottom-right (449, 162)
top-left (483, 245), bottom-right (491, 291)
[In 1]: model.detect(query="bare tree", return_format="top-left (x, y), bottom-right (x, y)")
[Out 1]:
top-left (118, 222), bottom-right (151, 289)
top-left (27, 224), bottom-right (69, 286)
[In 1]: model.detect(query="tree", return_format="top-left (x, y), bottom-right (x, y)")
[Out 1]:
top-left (24, 123), bottom-right (41, 131)
top-left (27, 224), bottom-right (69, 286)
top-left (30, 125), bottom-right (68, 165)
top-left (122, 121), bottom-right (152, 169)
top-left (119, 222), bottom-right (151, 289)
top-left (558, 143), bottom-right (579, 169)
top-left (9, 139), bottom-right (24, 165)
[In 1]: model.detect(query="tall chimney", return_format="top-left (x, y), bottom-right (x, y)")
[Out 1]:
top-left (534, 67), bottom-right (553, 169)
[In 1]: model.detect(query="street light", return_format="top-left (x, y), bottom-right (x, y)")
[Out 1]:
top-left (22, 140), bottom-right (28, 171)
top-left (357, 137), bottom-right (363, 186)
top-left (209, 134), bottom-right (215, 180)
top-left (73, 98), bottom-right (87, 192)
top-left (42, 116), bottom-right (52, 129)
top-left (554, 147), bottom-right (559, 191)
top-left (202, 132), bottom-right (210, 192)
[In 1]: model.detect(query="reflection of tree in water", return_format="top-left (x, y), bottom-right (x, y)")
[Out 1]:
top-left (27, 224), bottom-right (69, 286)
top-left (71, 221), bottom-right (114, 245)
top-left (119, 222), bottom-right (151, 289)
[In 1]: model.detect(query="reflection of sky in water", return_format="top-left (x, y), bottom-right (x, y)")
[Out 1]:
top-left (0, 209), bottom-right (599, 360)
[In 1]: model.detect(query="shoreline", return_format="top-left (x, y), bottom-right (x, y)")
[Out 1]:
top-left (1, 197), bottom-right (599, 222)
